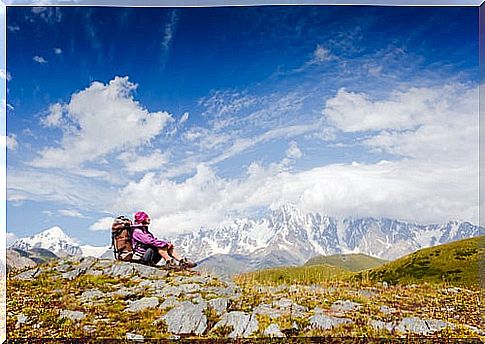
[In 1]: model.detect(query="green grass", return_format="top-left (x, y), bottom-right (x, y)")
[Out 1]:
top-left (235, 264), bottom-right (352, 285)
top-left (305, 253), bottom-right (387, 272)
top-left (353, 236), bottom-right (483, 287)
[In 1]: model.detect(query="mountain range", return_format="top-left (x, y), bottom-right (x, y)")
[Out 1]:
top-left (8, 204), bottom-right (482, 275)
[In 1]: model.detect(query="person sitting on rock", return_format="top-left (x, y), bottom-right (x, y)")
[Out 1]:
top-left (131, 211), bottom-right (197, 269)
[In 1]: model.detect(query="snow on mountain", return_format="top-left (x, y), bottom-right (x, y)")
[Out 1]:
top-left (174, 204), bottom-right (481, 265)
top-left (80, 245), bottom-right (111, 258)
top-left (10, 226), bottom-right (82, 256)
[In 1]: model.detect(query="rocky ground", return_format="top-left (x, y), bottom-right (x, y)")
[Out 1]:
top-left (6, 257), bottom-right (484, 341)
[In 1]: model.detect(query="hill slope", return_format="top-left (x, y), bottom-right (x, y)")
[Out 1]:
top-left (353, 236), bottom-right (483, 287)
top-left (305, 253), bottom-right (387, 272)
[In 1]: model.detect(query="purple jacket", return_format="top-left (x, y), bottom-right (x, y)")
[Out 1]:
top-left (131, 225), bottom-right (169, 255)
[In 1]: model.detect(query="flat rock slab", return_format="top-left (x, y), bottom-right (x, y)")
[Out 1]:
top-left (124, 297), bottom-right (160, 313)
top-left (59, 310), bottom-right (86, 321)
top-left (14, 268), bottom-right (41, 280)
top-left (396, 317), bottom-right (454, 335)
top-left (162, 301), bottom-right (207, 335)
top-left (330, 300), bottom-right (361, 313)
top-left (160, 297), bottom-right (181, 310)
top-left (264, 323), bottom-right (285, 338)
top-left (214, 311), bottom-right (259, 338)
top-left (253, 304), bottom-right (285, 319)
top-left (309, 314), bottom-right (352, 330)
top-left (80, 289), bottom-right (105, 302)
top-left (208, 298), bottom-right (229, 316)
top-left (132, 264), bottom-right (169, 279)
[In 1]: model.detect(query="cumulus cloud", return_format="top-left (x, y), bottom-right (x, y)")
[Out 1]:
top-left (324, 83), bottom-right (478, 166)
top-left (179, 112), bottom-right (189, 125)
top-left (32, 76), bottom-right (173, 169)
top-left (33, 55), bottom-right (47, 64)
top-left (114, 155), bottom-right (478, 237)
top-left (89, 217), bottom-right (114, 231)
top-left (118, 149), bottom-right (170, 174)
top-left (54, 47), bottom-right (62, 54)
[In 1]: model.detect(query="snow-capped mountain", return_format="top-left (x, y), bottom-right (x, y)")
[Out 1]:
top-left (174, 204), bottom-right (481, 267)
top-left (10, 226), bottom-right (111, 258)
top-left (10, 226), bottom-right (83, 256)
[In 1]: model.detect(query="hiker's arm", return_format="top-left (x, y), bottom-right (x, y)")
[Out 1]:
top-left (132, 229), bottom-right (169, 248)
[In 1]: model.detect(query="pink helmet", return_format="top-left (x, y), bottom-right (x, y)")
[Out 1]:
top-left (134, 211), bottom-right (150, 224)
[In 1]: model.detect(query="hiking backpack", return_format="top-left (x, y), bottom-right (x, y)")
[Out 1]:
top-left (111, 215), bottom-right (134, 261)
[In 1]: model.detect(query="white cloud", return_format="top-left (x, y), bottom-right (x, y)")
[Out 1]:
top-left (323, 84), bottom-right (478, 166)
top-left (54, 47), bottom-right (62, 54)
top-left (8, 25), bottom-right (20, 32)
top-left (33, 55), bottom-right (47, 64)
top-left (286, 141), bottom-right (302, 159)
top-left (114, 157), bottom-right (478, 237)
top-left (59, 209), bottom-right (86, 218)
top-left (118, 149), bottom-right (170, 174)
top-left (89, 217), bottom-right (114, 231)
top-left (32, 76), bottom-right (173, 169)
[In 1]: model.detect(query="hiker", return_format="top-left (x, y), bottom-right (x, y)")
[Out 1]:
top-left (131, 211), bottom-right (197, 269)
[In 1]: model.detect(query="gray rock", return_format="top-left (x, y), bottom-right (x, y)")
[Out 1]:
top-left (94, 259), bottom-right (113, 269)
top-left (140, 279), bottom-right (167, 290)
top-left (253, 304), bottom-right (284, 319)
top-left (54, 263), bottom-right (71, 273)
top-left (357, 289), bottom-right (377, 298)
top-left (162, 301), bottom-right (207, 335)
top-left (59, 310), bottom-right (86, 321)
top-left (14, 268), bottom-right (40, 280)
top-left (330, 300), bottom-right (361, 313)
top-left (105, 262), bottom-right (135, 278)
top-left (62, 267), bottom-right (86, 281)
top-left (133, 263), bottom-right (169, 279)
top-left (178, 283), bottom-right (202, 294)
top-left (124, 297), bottom-right (160, 313)
top-left (85, 269), bottom-right (103, 276)
top-left (370, 319), bottom-right (395, 332)
top-left (126, 332), bottom-right (144, 341)
top-left (80, 289), bottom-right (105, 303)
top-left (395, 317), bottom-right (453, 335)
top-left (15, 313), bottom-right (28, 328)
top-left (273, 298), bottom-right (307, 317)
top-left (83, 325), bottom-right (97, 333)
top-left (157, 285), bottom-right (182, 298)
top-left (213, 311), bottom-right (259, 338)
top-left (309, 314), bottom-right (352, 330)
top-left (108, 288), bottom-right (136, 299)
top-left (379, 305), bottom-right (396, 315)
top-left (160, 297), bottom-right (180, 310)
top-left (208, 298), bottom-right (229, 316)
top-left (264, 323), bottom-right (285, 338)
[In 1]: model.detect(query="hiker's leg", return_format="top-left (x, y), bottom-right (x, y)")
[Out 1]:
top-left (167, 246), bottom-right (183, 261)
top-left (157, 247), bottom-right (172, 261)
top-left (143, 247), bottom-right (162, 265)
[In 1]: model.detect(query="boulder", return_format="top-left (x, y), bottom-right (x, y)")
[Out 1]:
top-left (330, 300), bottom-right (361, 313)
top-left (213, 311), bottom-right (258, 338)
top-left (264, 323), bottom-right (285, 338)
top-left (208, 298), bottom-right (229, 316)
top-left (14, 268), bottom-right (40, 280)
top-left (309, 314), bottom-right (352, 330)
top-left (161, 301), bottom-right (207, 335)
top-left (59, 310), bottom-right (86, 321)
top-left (124, 297), bottom-right (160, 313)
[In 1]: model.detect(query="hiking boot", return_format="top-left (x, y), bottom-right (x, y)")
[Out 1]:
top-left (179, 257), bottom-right (197, 269)
top-left (164, 258), bottom-right (179, 270)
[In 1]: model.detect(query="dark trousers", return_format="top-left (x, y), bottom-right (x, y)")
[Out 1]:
top-left (142, 247), bottom-right (162, 266)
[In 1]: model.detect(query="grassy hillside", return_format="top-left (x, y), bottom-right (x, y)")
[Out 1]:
top-left (305, 253), bottom-right (387, 272)
top-left (353, 236), bottom-right (483, 287)
top-left (235, 264), bottom-right (352, 285)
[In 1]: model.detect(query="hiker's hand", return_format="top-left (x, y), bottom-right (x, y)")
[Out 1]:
top-left (166, 242), bottom-right (174, 249)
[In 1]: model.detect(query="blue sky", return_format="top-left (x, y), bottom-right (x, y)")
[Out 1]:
top-left (5, 6), bottom-right (480, 246)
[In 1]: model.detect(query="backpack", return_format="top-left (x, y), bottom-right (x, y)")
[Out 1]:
top-left (111, 215), bottom-right (134, 261)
